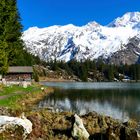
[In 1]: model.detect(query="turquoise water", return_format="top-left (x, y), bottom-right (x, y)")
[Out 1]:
top-left (39, 82), bottom-right (140, 121)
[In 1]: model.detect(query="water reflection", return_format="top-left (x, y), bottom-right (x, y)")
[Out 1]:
top-left (40, 82), bottom-right (140, 90)
top-left (39, 82), bottom-right (140, 121)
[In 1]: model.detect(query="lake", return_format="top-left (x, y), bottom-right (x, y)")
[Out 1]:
top-left (39, 82), bottom-right (140, 121)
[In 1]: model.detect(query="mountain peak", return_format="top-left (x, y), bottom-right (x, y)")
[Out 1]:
top-left (84, 21), bottom-right (101, 32)
top-left (108, 12), bottom-right (140, 27)
top-left (28, 26), bottom-right (40, 30)
top-left (87, 21), bottom-right (100, 26)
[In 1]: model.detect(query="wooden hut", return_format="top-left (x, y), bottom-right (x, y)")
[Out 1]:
top-left (5, 66), bottom-right (33, 81)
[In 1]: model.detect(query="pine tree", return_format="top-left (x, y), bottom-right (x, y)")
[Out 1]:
top-left (130, 65), bottom-right (137, 81)
top-left (79, 64), bottom-right (88, 81)
top-left (0, 0), bottom-right (27, 74)
top-left (108, 65), bottom-right (114, 81)
top-left (97, 59), bottom-right (105, 73)
top-left (136, 64), bottom-right (140, 81)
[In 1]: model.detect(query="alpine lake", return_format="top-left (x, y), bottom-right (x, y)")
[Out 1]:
top-left (39, 82), bottom-right (140, 122)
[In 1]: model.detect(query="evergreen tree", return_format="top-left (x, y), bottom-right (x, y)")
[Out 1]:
top-left (0, 0), bottom-right (29, 74)
top-left (130, 65), bottom-right (137, 81)
top-left (79, 64), bottom-right (88, 81)
top-left (136, 64), bottom-right (140, 81)
top-left (91, 60), bottom-right (96, 70)
top-left (97, 59), bottom-right (105, 73)
top-left (108, 65), bottom-right (114, 81)
top-left (51, 59), bottom-right (59, 71)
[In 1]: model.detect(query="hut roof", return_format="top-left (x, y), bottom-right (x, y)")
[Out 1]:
top-left (8, 66), bottom-right (33, 73)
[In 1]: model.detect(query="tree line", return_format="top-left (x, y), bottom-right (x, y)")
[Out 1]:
top-left (46, 59), bottom-right (140, 82)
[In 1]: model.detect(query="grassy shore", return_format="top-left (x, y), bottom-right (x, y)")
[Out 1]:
top-left (0, 83), bottom-right (53, 113)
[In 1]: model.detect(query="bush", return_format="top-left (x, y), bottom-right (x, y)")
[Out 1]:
top-left (33, 71), bottom-right (39, 82)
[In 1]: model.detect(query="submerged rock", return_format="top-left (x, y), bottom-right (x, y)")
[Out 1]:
top-left (72, 114), bottom-right (89, 140)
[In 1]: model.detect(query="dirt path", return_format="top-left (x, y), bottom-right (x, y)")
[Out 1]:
top-left (0, 87), bottom-right (40, 100)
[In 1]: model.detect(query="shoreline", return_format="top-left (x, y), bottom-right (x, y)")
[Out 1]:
top-left (2, 108), bottom-right (139, 140)
top-left (39, 77), bottom-right (76, 82)
top-left (0, 83), bottom-right (139, 139)
top-left (39, 77), bottom-right (140, 83)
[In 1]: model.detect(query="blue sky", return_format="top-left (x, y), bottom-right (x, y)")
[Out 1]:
top-left (17, 0), bottom-right (140, 30)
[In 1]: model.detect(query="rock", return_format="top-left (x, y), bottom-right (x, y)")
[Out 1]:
top-left (0, 107), bottom-right (11, 116)
top-left (41, 87), bottom-right (45, 91)
top-left (99, 116), bottom-right (108, 131)
top-left (106, 126), bottom-right (120, 140)
top-left (27, 113), bottom-right (43, 138)
top-left (72, 114), bottom-right (89, 140)
top-left (22, 81), bottom-right (27, 88)
top-left (124, 127), bottom-right (139, 140)
top-left (137, 132), bottom-right (140, 139)
top-left (124, 119), bottom-right (137, 128)
top-left (0, 114), bottom-right (32, 139)
top-left (2, 78), bottom-right (6, 85)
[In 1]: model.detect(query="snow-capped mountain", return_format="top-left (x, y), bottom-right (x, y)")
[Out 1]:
top-left (108, 12), bottom-right (140, 28)
top-left (22, 12), bottom-right (140, 63)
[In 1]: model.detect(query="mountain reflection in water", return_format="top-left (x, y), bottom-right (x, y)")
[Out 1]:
top-left (39, 82), bottom-right (140, 121)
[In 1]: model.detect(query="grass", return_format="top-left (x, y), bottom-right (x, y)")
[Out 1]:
top-left (0, 84), bottom-right (41, 108)
top-left (0, 83), bottom-right (53, 113)
top-left (0, 85), bottom-right (37, 96)
top-left (0, 94), bottom-right (22, 107)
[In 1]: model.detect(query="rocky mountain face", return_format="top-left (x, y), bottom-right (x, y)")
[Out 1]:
top-left (22, 12), bottom-right (140, 64)
top-left (107, 36), bottom-right (140, 65)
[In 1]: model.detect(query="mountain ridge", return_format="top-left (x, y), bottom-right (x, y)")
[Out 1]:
top-left (22, 12), bottom-right (140, 64)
